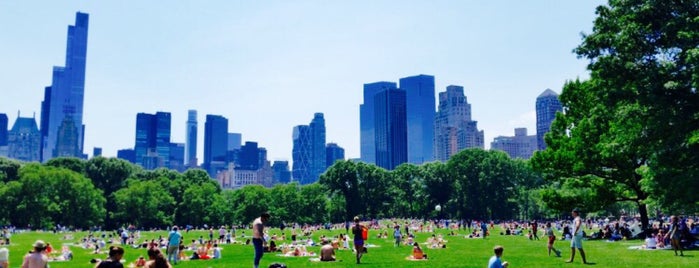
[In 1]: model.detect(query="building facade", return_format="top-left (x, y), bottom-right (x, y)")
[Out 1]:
top-left (203, 114), bottom-right (228, 176)
top-left (360, 82), bottom-right (397, 164)
top-left (292, 113), bottom-right (327, 184)
top-left (8, 116), bottom-right (41, 162)
top-left (434, 85), bottom-right (484, 161)
top-left (536, 89), bottom-right (562, 150)
top-left (134, 112), bottom-right (171, 170)
top-left (326, 143), bottom-right (345, 169)
top-left (41, 12), bottom-right (89, 161)
top-left (374, 88), bottom-right (407, 170)
top-left (272, 160), bottom-right (291, 184)
top-left (490, 128), bottom-right (537, 159)
top-left (400, 74), bottom-right (435, 164)
top-left (185, 110), bottom-right (197, 167)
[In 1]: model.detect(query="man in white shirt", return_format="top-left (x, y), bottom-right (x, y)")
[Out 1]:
top-left (566, 208), bottom-right (588, 264)
top-left (252, 212), bottom-right (271, 268)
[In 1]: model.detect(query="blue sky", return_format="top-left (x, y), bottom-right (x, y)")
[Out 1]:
top-left (0, 0), bottom-right (605, 162)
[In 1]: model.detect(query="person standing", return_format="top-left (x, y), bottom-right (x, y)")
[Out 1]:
top-left (166, 226), bottom-right (182, 265)
top-left (252, 212), bottom-right (271, 268)
top-left (531, 220), bottom-right (540, 240)
top-left (21, 240), bottom-right (48, 268)
top-left (352, 216), bottom-right (366, 264)
top-left (665, 215), bottom-right (684, 256)
top-left (487, 245), bottom-right (509, 268)
top-left (393, 224), bottom-right (402, 247)
top-left (566, 208), bottom-right (587, 264)
top-left (545, 222), bottom-right (561, 257)
top-left (481, 221), bottom-right (488, 239)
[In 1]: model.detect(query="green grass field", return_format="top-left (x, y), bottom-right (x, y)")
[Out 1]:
top-left (1, 228), bottom-right (694, 268)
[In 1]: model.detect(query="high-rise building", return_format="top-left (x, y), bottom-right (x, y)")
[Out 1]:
top-left (228, 133), bottom-right (242, 151)
top-left (490, 128), bottom-right (537, 159)
top-left (360, 82), bottom-right (397, 164)
top-left (292, 113), bottom-right (327, 184)
top-left (375, 88), bottom-right (407, 170)
top-left (134, 112), bottom-right (171, 170)
top-left (41, 12), bottom-right (89, 162)
top-left (203, 114), bottom-right (228, 176)
top-left (0, 113), bottom-right (8, 146)
top-left (185, 110), bottom-right (197, 167)
top-left (93, 147), bottom-right (102, 157)
top-left (238, 141), bottom-right (261, 170)
top-left (536, 89), bottom-right (562, 150)
top-left (117, 148), bottom-right (136, 163)
top-left (326, 143), bottom-right (345, 169)
top-left (169, 142), bottom-right (185, 172)
top-left (434, 85), bottom-right (484, 161)
top-left (400, 75), bottom-right (436, 164)
top-left (8, 115), bottom-right (41, 162)
top-left (272, 161), bottom-right (291, 184)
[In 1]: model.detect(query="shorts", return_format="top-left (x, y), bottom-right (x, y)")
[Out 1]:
top-left (219, 235), bottom-right (225, 240)
top-left (570, 235), bottom-right (583, 249)
top-left (354, 239), bottom-right (364, 247)
top-left (548, 236), bottom-right (556, 245)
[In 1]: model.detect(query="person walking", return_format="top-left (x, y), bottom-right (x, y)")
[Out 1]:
top-left (545, 222), bottom-right (561, 257)
top-left (566, 208), bottom-right (588, 264)
top-left (166, 226), bottom-right (182, 265)
top-left (252, 212), bottom-right (271, 268)
top-left (352, 216), bottom-right (366, 264)
top-left (665, 215), bottom-right (684, 256)
top-left (532, 220), bottom-right (540, 240)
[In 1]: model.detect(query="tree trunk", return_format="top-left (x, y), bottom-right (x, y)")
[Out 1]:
top-left (637, 201), bottom-right (649, 231)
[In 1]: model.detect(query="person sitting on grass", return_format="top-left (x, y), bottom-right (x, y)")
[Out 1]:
top-left (406, 242), bottom-right (427, 260)
top-left (96, 246), bottom-right (125, 268)
top-left (320, 240), bottom-right (336, 262)
top-left (22, 240), bottom-right (49, 268)
top-left (0, 247), bottom-right (9, 268)
top-left (212, 244), bottom-right (222, 259)
top-left (488, 245), bottom-right (509, 268)
top-left (145, 247), bottom-right (171, 268)
top-left (134, 256), bottom-right (146, 267)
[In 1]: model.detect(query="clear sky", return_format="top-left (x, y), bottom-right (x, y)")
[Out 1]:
top-left (0, 0), bottom-right (606, 163)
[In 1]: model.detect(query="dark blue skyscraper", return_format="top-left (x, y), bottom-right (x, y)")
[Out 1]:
top-left (185, 110), bottom-right (197, 167)
top-left (292, 113), bottom-right (327, 184)
top-left (400, 74), bottom-right (435, 164)
top-left (375, 88), bottom-right (407, 170)
top-left (326, 143), bottom-right (345, 169)
top-left (239, 141), bottom-right (261, 170)
top-left (134, 112), bottom-right (171, 170)
top-left (41, 12), bottom-right (89, 161)
top-left (536, 89), bottom-right (562, 150)
top-left (169, 143), bottom-right (185, 172)
top-left (0, 113), bottom-right (8, 146)
top-left (360, 82), bottom-right (397, 164)
top-left (203, 114), bottom-right (228, 176)
top-left (272, 161), bottom-right (291, 184)
top-left (117, 148), bottom-right (136, 163)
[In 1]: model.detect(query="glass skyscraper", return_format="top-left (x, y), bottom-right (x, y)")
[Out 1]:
top-left (434, 85), bottom-right (484, 161)
top-left (360, 82), bottom-right (397, 164)
top-left (374, 88), bottom-right (407, 170)
top-left (535, 89), bottom-right (562, 150)
top-left (203, 114), bottom-right (228, 176)
top-left (399, 74), bottom-right (435, 164)
top-left (292, 113), bottom-right (327, 184)
top-left (0, 113), bottom-right (8, 146)
top-left (134, 112), bottom-right (171, 170)
top-left (41, 12), bottom-right (89, 162)
top-left (325, 143), bottom-right (345, 169)
top-left (185, 110), bottom-right (197, 167)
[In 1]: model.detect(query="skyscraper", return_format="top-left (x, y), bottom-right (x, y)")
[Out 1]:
top-left (360, 82), bottom-right (397, 164)
top-left (8, 115), bottom-right (41, 162)
top-left (134, 112), bottom-right (171, 170)
top-left (117, 148), bottom-right (136, 163)
top-left (374, 88), bottom-right (407, 170)
top-left (169, 142), bottom-right (185, 172)
top-left (434, 85), bottom-right (484, 161)
top-left (292, 113), bottom-right (327, 184)
top-left (326, 143), bottom-right (345, 169)
top-left (536, 89), bottom-right (562, 150)
top-left (203, 114), bottom-right (228, 176)
top-left (93, 147), bottom-right (102, 157)
top-left (41, 12), bottom-right (89, 162)
top-left (185, 110), bottom-right (197, 167)
top-left (238, 141), bottom-right (261, 170)
top-left (490, 128), bottom-right (537, 159)
top-left (228, 133), bottom-right (242, 151)
top-left (0, 113), bottom-right (8, 146)
top-left (400, 74), bottom-right (435, 164)
top-left (272, 161), bottom-right (291, 184)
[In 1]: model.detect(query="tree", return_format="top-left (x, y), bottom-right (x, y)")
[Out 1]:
top-left (85, 157), bottom-right (134, 229)
top-left (320, 160), bottom-right (362, 220)
top-left (45, 157), bottom-right (86, 174)
top-left (0, 157), bottom-right (21, 182)
top-left (422, 161), bottom-right (454, 219)
top-left (112, 179), bottom-right (175, 228)
top-left (390, 163), bottom-right (427, 218)
top-left (177, 183), bottom-right (225, 227)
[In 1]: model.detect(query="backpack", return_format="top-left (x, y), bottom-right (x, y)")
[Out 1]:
top-left (362, 226), bottom-right (368, 240)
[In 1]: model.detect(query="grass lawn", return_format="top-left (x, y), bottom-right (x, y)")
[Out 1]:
top-left (1, 227), bottom-right (694, 267)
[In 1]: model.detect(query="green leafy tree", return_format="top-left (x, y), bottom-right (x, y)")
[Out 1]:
top-left (320, 160), bottom-right (362, 220)
top-left (390, 163), bottom-right (427, 218)
top-left (178, 182), bottom-right (225, 227)
top-left (85, 157), bottom-right (134, 229)
top-left (45, 157), bottom-right (86, 174)
top-left (298, 183), bottom-right (329, 224)
top-left (422, 161), bottom-right (454, 218)
top-left (112, 179), bottom-right (175, 228)
top-left (0, 157), bottom-right (21, 182)
top-left (226, 185), bottom-right (271, 225)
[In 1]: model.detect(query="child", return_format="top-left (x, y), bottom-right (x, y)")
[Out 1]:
top-left (545, 222), bottom-right (561, 257)
top-left (488, 245), bottom-right (509, 268)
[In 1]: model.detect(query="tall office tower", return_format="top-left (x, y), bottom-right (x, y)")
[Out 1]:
top-left (0, 113), bottom-right (8, 146)
top-left (40, 12), bottom-right (89, 161)
top-left (117, 148), bottom-right (136, 163)
top-left (291, 113), bottom-right (327, 184)
top-left (185, 110), bottom-right (197, 167)
top-left (434, 85), bottom-right (484, 161)
top-left (134, 112), bottom-right (171, 170)
top-left (326, 143), bottom-right (345, 169)
top-left (490, 128), bottom-right (538, 159)
top-left (360, 82), bottom-right (397, 164)
top-left (399, 75), bottom-right (435, 164)
top-left (238, 141), bottom-right (261, 170)
top-left (536, 89), bottom-right (562, 150)
top-left (8, 115), bottom-right (41, 162)
top-left (203, 114), bottom-right (228, 176)
top-left (93, 147), bottom-right (102, 157)
top-left (272, 161), bottom-right (291, 184)
top-left (169, 143), bottom-right (185, 172)
top-left (228, 133), bottom-right (242, 150)
top-left (374, 88), bottom-right (407, 170)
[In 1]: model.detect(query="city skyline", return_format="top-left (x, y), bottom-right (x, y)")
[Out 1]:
top-left (0, 1), bottom-right (604, 162)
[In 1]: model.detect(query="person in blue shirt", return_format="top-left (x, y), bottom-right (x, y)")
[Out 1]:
top-left (167, 226), bottom-right (182, 265)
top-left (481, 221), bottom-right (488, 239)
top-left (488, 245), bottom-right (509, 268)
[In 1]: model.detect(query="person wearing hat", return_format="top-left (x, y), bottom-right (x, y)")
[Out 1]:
top-left (21, 240), bottom-right (48, 268)
top-left (566, 208), bottom-right (588, 264)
